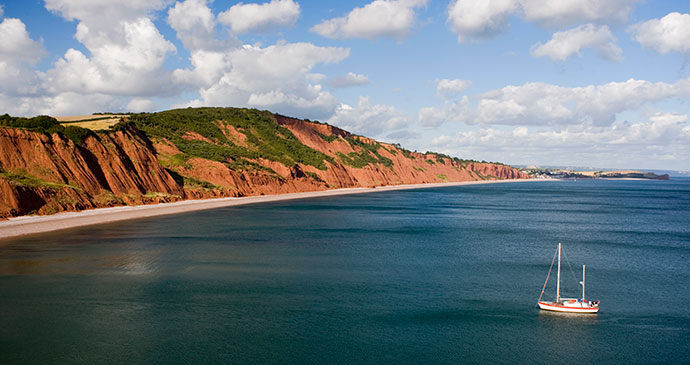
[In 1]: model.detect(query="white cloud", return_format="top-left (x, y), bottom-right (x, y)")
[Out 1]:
top-left (419, 78), bottom-right (690, 127)
top-left (430, 113), bottom-right (690, 168)
top-left (436, 78), bottom-right (472, 99)
top-left (419, 96), bottom-right (471, 128)
top-left (41, 0), bottom-right (176, 98)
top-left (168, 0), bottom-right (222, 51)
top-left (0, 92), bottom-right (124, 116)
top-left (0, 18), bottom-right (46, 96)
top-left (46, 18), bottom-right (176, 96)
top-left (173, 50), bottom-right (229, 88)
top-left (630, 12), bottom-right (690, 54)
top-left (531, 24), bottom-right (621, 62)
top-left (127, 98), bottom-right (156, 112)
top-left (612, 113), bottom-right (689, 144)
top-left (328, 72), bottom-right (370, 88)
top-left (447, 0), bottom-right (640, 43)
top-left (327, 96), bottom-right (410, 137)
top-left (519, 0), bottom-right (639, 28)
top-left (179, 42), bottom-right (350, 120)
top-left (2, 0), bottom-right (178, 115)
top-left (218, 0), bottom-right (300, 35)
top-left (44, 0), bottom-right (168, 23)
top-left (0, 5), bottom-right (4, 17)
top-left (0, 18), bottom-right (46, 65)
top-left (311, 0), bottom-right (427, 40)
top-left (447, 0), bottom-right (517, 43)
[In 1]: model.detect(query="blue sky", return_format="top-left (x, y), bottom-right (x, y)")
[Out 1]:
top-left (1, 0), bottom-right (689, 171)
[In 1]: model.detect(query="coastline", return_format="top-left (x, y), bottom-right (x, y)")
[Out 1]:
top-left (0, 179), bottom-right (539, 240)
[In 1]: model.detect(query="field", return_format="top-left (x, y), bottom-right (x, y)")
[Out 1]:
top-left (55, 115), bottom-right (123, 130)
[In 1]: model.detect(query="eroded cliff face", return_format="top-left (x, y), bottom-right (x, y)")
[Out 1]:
top-left (0, 124), bottom-right (184, 217)
top-left (273, 115), bottom-right (530, 186)
top-left (0, 110), bottom-right (529, 218)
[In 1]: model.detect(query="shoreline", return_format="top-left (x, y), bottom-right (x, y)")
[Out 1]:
top-left (0, 179), bottom-right (539, 240)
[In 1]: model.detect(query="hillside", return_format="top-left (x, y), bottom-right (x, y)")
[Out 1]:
top-left (0, 108), bottom-right (529, 218)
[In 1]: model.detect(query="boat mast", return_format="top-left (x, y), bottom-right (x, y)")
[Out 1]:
top-left (582, 265), bottom-right (586, 301)
top-left (556, 243), bottom-right (561, 303)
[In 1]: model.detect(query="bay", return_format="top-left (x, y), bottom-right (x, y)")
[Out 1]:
top-left (1, 179), bottom-right (689, 363)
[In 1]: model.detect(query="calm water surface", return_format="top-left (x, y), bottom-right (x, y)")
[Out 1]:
top-left (1, 179), bottom-right (689, 363)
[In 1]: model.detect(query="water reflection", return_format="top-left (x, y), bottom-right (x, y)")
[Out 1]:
top-left (0, 225), bottom-right (164, 276)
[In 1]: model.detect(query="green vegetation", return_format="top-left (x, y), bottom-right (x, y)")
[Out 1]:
top-left (0, 114), bottom-right (63, 133)
top-left (412, 166), bottom-right (425, 172)
top-left (143, 191), bottom-right (173, 199)
top-left (392, 143), bottom-right (415, 159)
top-left (425, 159), bottom-right (436, 165)
top-left (337, 136), bottom-right (393, 169)
top-left (318, 133), bottom-right (338, 142)
top-left (181, 176), bottom-right (221, 190)
top-left (93, 191), bottom-right (124, 206)
top-left (127, 107), bottom-right (334, 171)
top-left (436, 174), bottom-right (448, 181)
top-left (158, 153), bottom-right (192, 170)
top-left (62, 126), bottom-right (95, 146)
top-left (304, 171), bottom-right (323, 182)
top-left (475, 171), bottom-right (503, 180)
top-left (0, 114), bottom-right (95, 146)
top-left (0, 168), bottom-right (78, 190)
top-left (59, 116), bottom-right (117, 124)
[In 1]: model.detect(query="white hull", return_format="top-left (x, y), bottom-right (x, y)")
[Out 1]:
top-left (537, 243), bottom-right (600, 314)
top-left (538, 301), bottom-right (599, 314)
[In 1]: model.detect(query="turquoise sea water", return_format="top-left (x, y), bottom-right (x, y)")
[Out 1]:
top-left (1, 179), bottom-right (689, 363)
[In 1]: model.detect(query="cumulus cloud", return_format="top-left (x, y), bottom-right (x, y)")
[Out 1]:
top-left (44, 0), bottom-right (169, 48)
top-left (630, 12), bottom-right (690, 54)
top-left (430, 112), bottom-right (690, 168)
top-left (179, 42), bottom-right (350, 120)
top-left (45, 17), bottom-right (176, 96)
top-left (127, 98), bottom-right (156, 112)
top-left (328, 72), bottom-right (370, 88)
top-left (0, 92), bottom-right (126, 117)
top-left (0, 18), bottom-right (46, 96)
top-left (327, 96), bottom-right (410, 137)
top-left (168, 0), bottom-right (221, 50)
top-left (44, 0), bottom-right (168, 21)
top-left (311, 0), bottom-right (427, 40)
top-left (419, 96), bottom-right (471, 128)
top-left (0, 18), bottom-right (46, 65)
top-left (519, 0), bottom-right (639, 28)
top-left (418, 78), bottom-right (690, 127)
top-left (531, 24), bottom-right (621, 61)
top-left (27, 0), bottom-right (179, 116)
top-left (436, 78), bottom-right (472, 99)
top-left (1, 0), bottom-right (181, 115)
top-left (447, 0), bottom-right (517, 43)
top-left (447, 0), bottom-right (640, 43)
top-left (218, 0), bottom-right (300, 34)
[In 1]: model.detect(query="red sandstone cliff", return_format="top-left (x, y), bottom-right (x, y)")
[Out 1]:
top-left (0, 112), bottom-right (529, 218)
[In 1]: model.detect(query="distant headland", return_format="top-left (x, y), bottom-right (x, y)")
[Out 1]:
top-left (521, 168), bottom-right (669, 180)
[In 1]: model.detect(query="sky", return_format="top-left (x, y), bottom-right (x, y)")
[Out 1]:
top-left (1, 0), bottom-right (689, 171)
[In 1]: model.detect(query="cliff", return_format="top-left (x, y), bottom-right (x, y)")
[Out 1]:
top-left (0, 108), bottom-right (529, 218)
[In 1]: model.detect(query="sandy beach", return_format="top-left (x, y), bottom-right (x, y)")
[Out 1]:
top-left (0, 179), bottom-right (538, 240)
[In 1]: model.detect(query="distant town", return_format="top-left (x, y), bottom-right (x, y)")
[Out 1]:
top-left (521, 168), bottom-right (670, 180)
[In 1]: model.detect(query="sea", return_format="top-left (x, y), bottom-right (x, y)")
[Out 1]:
top-left (1, 179), bottom-right (688, 364)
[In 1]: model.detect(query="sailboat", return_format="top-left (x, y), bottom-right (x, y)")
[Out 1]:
top-left (537, 243), bottom-right (599, 314)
